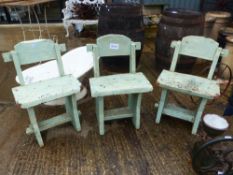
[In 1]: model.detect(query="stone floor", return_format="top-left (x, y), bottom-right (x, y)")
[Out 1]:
top-left (0, 24), bottom-right (232, 175)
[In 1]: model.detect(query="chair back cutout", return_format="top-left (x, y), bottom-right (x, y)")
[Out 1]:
top-left (87, 34), bottom-right (141, 77)
top-left (170, 35), bottom-right (228, 79)
top-left (2, 39), bottom-right (66, 85)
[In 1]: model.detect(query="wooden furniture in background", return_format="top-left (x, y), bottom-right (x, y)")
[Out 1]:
top-left (0, 0), bottom-right (55, 40)
top-left (155, 36), bottom-right (228, 134)
top-left (221, 36), bottom-right (233, 79)
top-left (2, 39), bottom-right (81, 147)
top-left (87, 34), bottom-right (153, 135)
top-left (155, 8), bottom-right (204, 71)
top-left (204, 11), bottom-right (231, 40)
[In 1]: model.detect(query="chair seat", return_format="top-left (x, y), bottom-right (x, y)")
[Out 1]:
top-left (89, 72), bottom-right (153, 97)
top-left (12, 75), bottom-right (81, 108)
top-left (157, 70), bottom-right (220, 99)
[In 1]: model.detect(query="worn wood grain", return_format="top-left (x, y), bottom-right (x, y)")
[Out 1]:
top-left (12, 75), bottom-right (81, 108)
top-left (156, 36), bottom-right (226, 134)
top-left (90, 73), bottom-right (153, 97)
top-left (157, 70), bottom-right (220, 99)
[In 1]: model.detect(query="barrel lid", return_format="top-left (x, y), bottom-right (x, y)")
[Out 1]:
top-left (206, 11), bottom-right (231, 18)
top-left (162, 8), bottom-right (202, 19)
top-left (226, 36), bottom-right (233, 43)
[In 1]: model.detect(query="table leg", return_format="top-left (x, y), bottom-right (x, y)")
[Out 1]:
top-left (63, 19), bottom-right (71, 37)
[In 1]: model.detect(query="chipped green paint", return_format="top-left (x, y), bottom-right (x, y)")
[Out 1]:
top-left (87, 34), bottom-right (153, 135)
top-left (2, 39), bottom-right (81, 147)
top-left (90, 73), bottom-right (152, 97)
top-left (155, 36), bottom-right (228, 135)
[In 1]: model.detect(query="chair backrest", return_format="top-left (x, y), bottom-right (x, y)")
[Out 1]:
top-left (86, 34), bottom-right (141, 77)
top-left (170, 35), bottom-right (229, 79)
top-left (2, 39), bottom-right (66, 85)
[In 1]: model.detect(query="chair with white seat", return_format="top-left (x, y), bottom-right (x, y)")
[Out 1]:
top-left (155, 35), bottom-right (229, 134)
top-left (87, 34), bottom-right (153, 135)
top-left (2, 39), bottom-right (81, 147)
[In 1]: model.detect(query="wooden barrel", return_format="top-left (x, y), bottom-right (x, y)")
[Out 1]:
top-left (97, 4), bottom-right (144, 71)
top-left (205, 11), bottom-right (231, 40)
top-left (155, 8), bottom-right (204, 71)
top-left (204, 15), bottom-right (216, 37)
top-left (221, 36), bottom-right (233, 79)
top-left (72, 4), bottom-right (97, 20)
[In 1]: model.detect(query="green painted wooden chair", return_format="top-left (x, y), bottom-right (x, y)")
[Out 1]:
top-left (2, 39), bottom-right (81, 147)
top-left (155, 35), bottom-right (229, 134)
top-left (87, 34), bottom-right (153, 135)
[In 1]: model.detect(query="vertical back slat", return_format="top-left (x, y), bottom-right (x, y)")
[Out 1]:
top-left (55, 43), bottom-right (65, 76)
top-left (11, 51), bottom-right (25, 85)
top-left (169, 41), bottom-right (181, 72)
top-left (90, 45), bottom-right (101, 77)
top-left (88, 34), bottom-right (141, 76)
top-left (93, 45), bottom-right (100, 77)
top-left (130, 43), bottom-right (136, 73)
top-left (207, 48), bottom-right (222, 79)
top-left (87, 44), bottom-right (100, 77)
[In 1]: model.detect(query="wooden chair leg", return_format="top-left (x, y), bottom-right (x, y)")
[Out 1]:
top-left (69, 95), bottom-right (81, 132)
top-left (65, 96), bottom-right (72, 116)
top-left (155, 89), bottom-right (168, 124)
top-left (95, 98), bottom-right (99, 122)
top-left (129, 94), bottom-right (142, 129)
top-left (192, 98), bottom-right (208, 134)
top-left (27, 108), bottom-right (44, 147)
top-left (96, 97), bottom-right (104, 135)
